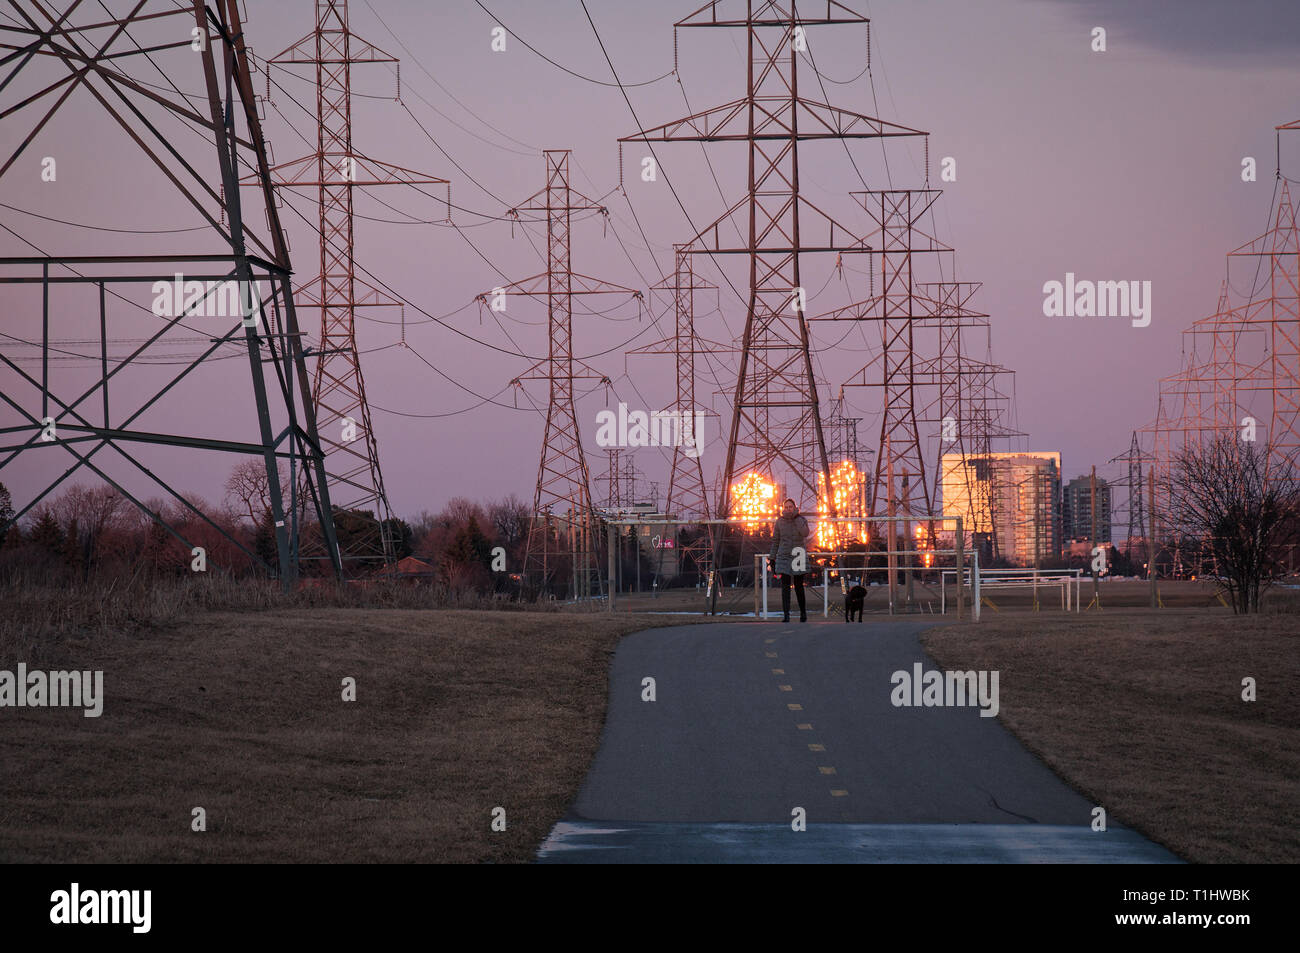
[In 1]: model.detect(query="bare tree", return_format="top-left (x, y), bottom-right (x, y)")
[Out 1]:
top-left (51, 483), bottom-right (127, 534)
top-left (442, 496), bottom-right (486, 529)
top-left (224, 460), bottom-right (288, 527)
top-left (1164, 435), bottom-right (1300, 613)
top-left (488, 494), bottom-right (530, 548)
top-left (408, 509), bottom-right (439, 537)
top-left (50, 483), bottom-right (128, 574)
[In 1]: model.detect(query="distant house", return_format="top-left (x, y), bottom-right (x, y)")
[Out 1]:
top-left (372, 555), bottom-right (436, 583)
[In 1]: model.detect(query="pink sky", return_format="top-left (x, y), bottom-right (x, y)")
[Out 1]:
top-left (2, 0), bottom-right (1298, 526)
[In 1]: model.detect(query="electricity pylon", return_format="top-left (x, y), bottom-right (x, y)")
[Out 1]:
top-left (0, 0), bottom-right (342, 586)
top-left (263, 0), bottom-right (449, 564)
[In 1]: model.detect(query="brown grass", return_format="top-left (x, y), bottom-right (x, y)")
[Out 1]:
top-left (920, 609), bottom-right (1300, 863)
top-left (0, 573), bottom-right (565, 667)
top-left (0, 606), bottom-right (713, 863)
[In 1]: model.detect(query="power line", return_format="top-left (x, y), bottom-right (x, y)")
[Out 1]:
top-left (472, 0), bottom-right (674, 89)
top-left (272, 188), bottom-right (526, 360)
top-left (394, 339), bottom-right (531, 413)
top-left (360, 0), bottom-right (541, 156)
top-left (263, 66), bottom-right (530, 224)
top-left (577, 1), bottom-right (753, 323)
top-left (0, 201), bottom-right (208, 235)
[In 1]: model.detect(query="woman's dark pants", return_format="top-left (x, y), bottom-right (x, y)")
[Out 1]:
top-left (779, 572), bottom-right (806, 621)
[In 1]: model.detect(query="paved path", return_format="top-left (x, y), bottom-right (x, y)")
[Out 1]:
top-left (537, 619), bottom-right (1180, 863)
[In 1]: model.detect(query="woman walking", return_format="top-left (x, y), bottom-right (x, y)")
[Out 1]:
top-left (769, 498), bottom-right (810, 623)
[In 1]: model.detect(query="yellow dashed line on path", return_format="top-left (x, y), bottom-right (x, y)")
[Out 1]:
top-left (787, 703), bottom-right (803, 711)
top-left (808, 743), bottom-right (825, 752)
top-left (796, 723), bottom-right (813, 730)
top-left (818, 766), bottom-right (837, 775)
top-left (765, 652), bottom-right (778, 658)
top-left (778, 684), bottom-right (792, 692)
top-left (831, 789), bottom-right (849, 797)
top-left (771, 668), bottom-right (784, 674)
top-left (764, 638), bottom-right (776, 644)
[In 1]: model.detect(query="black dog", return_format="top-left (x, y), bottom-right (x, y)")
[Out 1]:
top-left (844, 585), bottom-right (867, 622)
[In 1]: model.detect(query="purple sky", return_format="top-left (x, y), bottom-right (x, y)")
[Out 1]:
top-left (3, 0), bottom-right (1299, 526)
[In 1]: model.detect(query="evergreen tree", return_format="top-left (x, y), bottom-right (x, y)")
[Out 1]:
top-left (449, 515), bottom-right (492, 567)
top-left (29, 510), bottom-right (64, 556)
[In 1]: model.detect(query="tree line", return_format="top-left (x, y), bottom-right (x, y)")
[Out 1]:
top-left (0, 461), bottom-right (531, 595)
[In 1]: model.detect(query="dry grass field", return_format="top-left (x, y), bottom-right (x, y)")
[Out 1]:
top-left (0, 596), bottom-right (711, 863)
top-left (921, 608), bottom-right (1300, 863)
top-left (4, 573), bottom-right (1295, 864)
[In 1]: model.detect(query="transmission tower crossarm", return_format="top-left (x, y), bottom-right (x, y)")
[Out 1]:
top-left (674, 0), bottom-right (870, 28)
top-left (259, 152), bottom-right (448, 188)
top-left (620, 98), bottom-right (925, 144)
top-left (481, 271), bottom-right (641, 299)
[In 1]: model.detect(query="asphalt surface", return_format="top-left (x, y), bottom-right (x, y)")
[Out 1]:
top-left (538, 822), bottom-right (1177, 863)
top-left (536, 619), bottom-right (1181, 863)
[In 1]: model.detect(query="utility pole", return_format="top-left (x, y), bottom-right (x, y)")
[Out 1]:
top-left (1090, 465), bottom-right (1100, 607)
top-left (886, 436), bottom-right (897, 612)
top-left (1148, 468), bottom-right (1159, 608)
top-left (903, 473), bottom-right (915, 606)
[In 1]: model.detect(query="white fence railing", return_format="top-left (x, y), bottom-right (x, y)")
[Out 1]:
top-left (602, 514), bottom-right (970, 618)
top-left (941, 566), bottom-right (1084, 618)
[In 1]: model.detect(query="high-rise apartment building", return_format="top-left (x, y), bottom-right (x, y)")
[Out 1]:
top-left (1062, 475), bottom-right (1112, 543)
top-left (942, 451), bottom-right (1062, 566)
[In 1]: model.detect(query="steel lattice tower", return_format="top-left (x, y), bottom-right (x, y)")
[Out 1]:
top-left (622, 0), bottom-right (925, 517)
top-left (1144, 163), bottom-right (1300, 504)
top-left (815, 191), bottom-right (953, 518)
top-left (630, 245), bottom-right (717, 523)
top-left (1109, 431), bottom-right (1151, 564)
top-left (1136, 124), bottom-right (1300, 576)
top-left (855, 189), bottom-right (944, 520)
top-left (1227, 177), bottom-right (1300, 477)
top-left (823, 390), bottom-right (864, 471)
top-left (487, 150), bottom-right (640, 596)
top-left (912, 279), bottom-right (1018, 555)
top-left (817, 218), bottom-right (1021, 574)
top-left (631, 244), bottom-right (720, 580)
top-left (264, 0), bottom-right (448, 563)
top-left (0, 0), bottom-right (342, 586)
top-left (599, 448), bottom-right (627, 509)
